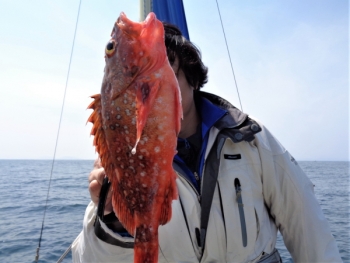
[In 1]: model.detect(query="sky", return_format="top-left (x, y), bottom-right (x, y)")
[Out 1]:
top-left (0, 0), bottom-right (348, 161)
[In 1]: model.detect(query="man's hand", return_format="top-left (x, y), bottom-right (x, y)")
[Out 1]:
top-left (88, 158), bottom-right (113, 215)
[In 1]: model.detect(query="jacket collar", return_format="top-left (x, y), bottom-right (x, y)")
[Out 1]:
top-left (198, 91), bottom-right (262, 144)
top-left (196, 93), bottom-right (227, 139)
top-left (198, 91), bottom-right (248, 130)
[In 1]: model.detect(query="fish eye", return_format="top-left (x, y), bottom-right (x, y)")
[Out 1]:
top-left (105, 39), bottom-right (117, 57)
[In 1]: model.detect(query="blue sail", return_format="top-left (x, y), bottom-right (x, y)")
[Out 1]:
top-left (141, 0), bottom-right (190, 40)
top-left (153, 0), bottom-right (189, 40)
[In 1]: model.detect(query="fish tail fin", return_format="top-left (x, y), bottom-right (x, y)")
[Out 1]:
top-left (134, 225), bottom-right (159, 263)
top-left (160, 173), bottom-right (178, 225)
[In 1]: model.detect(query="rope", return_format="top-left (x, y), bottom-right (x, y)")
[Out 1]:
top-left (215, 0), bottom-right (243, 112)
top-left (35, 0), bottom-right (82, 261)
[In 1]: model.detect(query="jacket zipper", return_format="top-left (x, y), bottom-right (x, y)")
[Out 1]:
top-left (177, 172), bottom-right (201, 203)
top-left (234, 178), bottom-right (247, 247)
top-left (194, 171), bottom-right (200, 189)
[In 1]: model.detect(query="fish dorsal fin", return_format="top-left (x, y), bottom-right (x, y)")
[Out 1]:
top-left (132, 79), bottom-right (160, 154)
top-left (87, 94), bottom-right (114, 176)
top-left (87, 94), bottom-right (105, 156)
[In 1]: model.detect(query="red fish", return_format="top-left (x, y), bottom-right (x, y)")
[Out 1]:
top-left (87, 12), bottom-right (182, 263)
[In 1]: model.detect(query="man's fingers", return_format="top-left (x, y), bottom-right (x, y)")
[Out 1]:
top-left (89, 176), bottom-right (113, 212)
top-left (89, 180), bottom-right (101, 204)
top-left (88, 167), bottom-right (106, 185)
top-left (88, 159), bottom-right (112, 212)
top-left (93, 158), bottom-right (102, 169)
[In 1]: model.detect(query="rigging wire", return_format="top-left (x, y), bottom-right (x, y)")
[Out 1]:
top-left (56, 244), bottom-right (73, 263)
top-left (215, 0), bottom-right (243, 112)
top-left (35, 0), bottom-right (82, 261)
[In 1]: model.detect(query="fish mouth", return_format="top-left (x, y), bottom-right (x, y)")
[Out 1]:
top-left (117, 12), bottom-right (142, 37)
top-left (116, 12), bottom-right (156, 37)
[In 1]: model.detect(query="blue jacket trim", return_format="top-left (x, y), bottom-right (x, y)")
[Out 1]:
top-left (175, 97), bottom-right (227, 191)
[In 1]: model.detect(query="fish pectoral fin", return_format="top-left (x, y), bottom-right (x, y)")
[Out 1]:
top-left (133, 80), bottom-right (160, 153)
top-left (160, 179), bottom-right (177, 225)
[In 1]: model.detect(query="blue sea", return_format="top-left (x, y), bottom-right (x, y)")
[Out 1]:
top-left (0, 160), bottom-right (349, 263)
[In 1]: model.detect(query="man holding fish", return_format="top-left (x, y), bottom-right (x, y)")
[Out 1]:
top-left (72, 12), bottom-right (341, 263)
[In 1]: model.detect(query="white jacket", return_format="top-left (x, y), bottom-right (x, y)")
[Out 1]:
top-left (72, 92), bottom-right (341, 263)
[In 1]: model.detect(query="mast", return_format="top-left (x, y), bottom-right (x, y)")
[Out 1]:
top-left (140, 0), bottom-right (152, 22)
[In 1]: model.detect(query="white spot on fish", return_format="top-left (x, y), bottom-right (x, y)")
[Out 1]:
top-left (140, 149), bottom-right (149, 156)
top-left (142, 183), bottom-right (147, 188)
top-left (154, 146), bottom-right (160, 153)
top-left (140, 171), bottom-right (146, 177)
top-left (111, 101), bottom-right (115, 106)
top-left (117, 115), bottom-right (121, 120)
top-left (124, 99), bottom-right (128, 104)
top-left (131, 102), bottom-right (136, 108)
top-left (125, 130), bottom-right (129, 134)
top-left (140, 163), bottom-right (145, 168)
top-left (116, 107), bottom-right (120, 111)
top-left (120, 164), bottom-right (124, 169)
top-left (131, 118), bottom-right (136, 125)
top-left (138, 155), bottom-right (143, 160)
top-left (129, 159), bottom-right (134, 163)
top-left (158, 135), bottom-right (164, 141)
top-left (125, 137), bottom-right (130, 143)
top-left (124, 125), bottom-right (128, 130)
top-left (117, 157), bottom-right (121, 161)
top-left (125, 109), bottom-right (131, 116)
top-left (124, 93), bottom-right (128, 98)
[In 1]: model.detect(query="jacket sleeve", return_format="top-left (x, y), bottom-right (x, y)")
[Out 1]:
top-left (254, 122), bottom-right (342, 263)
top-left (71, 201), bottom-right (134, 263)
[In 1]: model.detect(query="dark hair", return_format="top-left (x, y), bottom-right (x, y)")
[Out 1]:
top-left (163, 23), bottom-right (208, 89)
